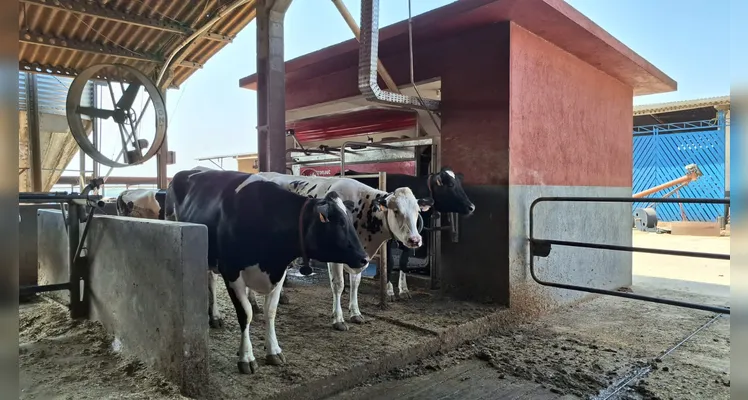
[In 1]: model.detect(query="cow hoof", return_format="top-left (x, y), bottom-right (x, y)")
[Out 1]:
top-left (238, 360), bottom-right (259, 374)
top-left (299, 265), bottom-right (313, 276)
top-left (279, 293), bottom-right (290, 305)
top-left (398, 291), bottom-right (412, 300)
top-left (387, 295), bottom-right (396, 302)
top-left (266, 353), bottom-right (286, 366)
top-left (333, 321), bottom-right (349, 331)
top-left (350, 315), bottom-right (365, 324)
top-left (209, 318), bottom-right (224, 329)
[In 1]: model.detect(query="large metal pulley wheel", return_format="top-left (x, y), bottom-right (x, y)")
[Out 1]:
top-left (66, 63), bottom-right (168, 168)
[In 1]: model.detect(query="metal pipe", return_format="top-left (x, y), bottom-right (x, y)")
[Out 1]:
top-left (156, 0), bottom-right (251, 87)
top-left (26, 72), bottom-right (43, 192)
top-left (339, 138), bottom-right (433, 174)
top-left (532, 238), bottom-right (729, 260)
top-left (331, 0), bottom-right (399, 93)
top-left (19, 282), bottom-right (71, 296)
top-left (358, 0), bottom-right (439, 110)
top-left (528, 196), bottom-right (731, 315)
top-left (378, 171), bottom-right (388, 308)
top-left (633, 175), bottom-right (694, 198)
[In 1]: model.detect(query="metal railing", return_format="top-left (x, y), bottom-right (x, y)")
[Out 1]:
top-left (529, 196), bottom-right (730, 315)
top-left (19, 180), bottom-right (105, 319)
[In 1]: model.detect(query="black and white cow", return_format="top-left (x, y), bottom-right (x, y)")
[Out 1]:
top-left (335, 167), bottom-right (475, 300)
top-left (166, 169), bottom-right (369, 374)
top-left (115, 188), bottom-right (166, 220)
top-left (115, 186), bottom-right (284, 326)
top-left (256, 171), bottom-right (434, 331)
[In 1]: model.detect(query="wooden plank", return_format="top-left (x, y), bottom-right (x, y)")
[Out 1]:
top-left (668, 221), bottom-right (721, 237)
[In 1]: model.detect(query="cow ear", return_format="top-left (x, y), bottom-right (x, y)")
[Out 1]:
top-left (435, 174), bottom-right (443, 186)
top-left (316, 203), bottom-right (330, 223)
top-left (343, 200), bottom-right (356, 213)
top-left (372, 197), bottom-right (388, 212)
top-left (418, 197), bottom-right (434, 212)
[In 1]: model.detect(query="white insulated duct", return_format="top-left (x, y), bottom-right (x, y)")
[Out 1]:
top-left (358, 0), bottom-right (440, 110)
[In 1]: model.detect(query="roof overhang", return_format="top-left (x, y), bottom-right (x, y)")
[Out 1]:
top-left (240, 0), bottom-right (676, 100)
top-left (19, 0), bottom-right (258, 88)
top-left (633, 95), bottom-right (730, 116)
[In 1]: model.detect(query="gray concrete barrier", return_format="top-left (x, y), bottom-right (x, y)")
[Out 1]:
top-left (21, 202), bottom-right (117, 287)
top-left (37, 210), bottom-right (210, 398)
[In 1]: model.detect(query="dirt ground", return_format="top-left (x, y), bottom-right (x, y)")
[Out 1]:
top-left (329, 232), bottom-right (731, 400)
top-left (18, 268), bottom-right (497, 400)
top-left (18, 231), bottom-right (730, 400)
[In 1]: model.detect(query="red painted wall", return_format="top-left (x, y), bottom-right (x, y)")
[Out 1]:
top-left (440, 24), bottom-right (511, 186)
top-left (508, 23), bottom-right (633, 187)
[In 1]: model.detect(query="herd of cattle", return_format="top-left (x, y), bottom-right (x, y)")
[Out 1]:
top-left (114, 167), bottom-right (475, 374)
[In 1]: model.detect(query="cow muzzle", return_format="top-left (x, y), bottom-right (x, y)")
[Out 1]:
top-left (405, 235), bottom-right (422, 249)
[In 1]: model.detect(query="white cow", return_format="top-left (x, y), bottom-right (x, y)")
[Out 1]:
top-left (115, 189), bottom-right (162, 219)
top-left (256, 172), bottom-right (433, 331)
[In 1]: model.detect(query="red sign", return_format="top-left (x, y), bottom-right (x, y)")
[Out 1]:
top-left (300, 161), bottom-right (415, 177)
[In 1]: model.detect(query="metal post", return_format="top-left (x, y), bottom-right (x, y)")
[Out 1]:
top-left (25, 72), bottom-right (43, 192)
top-left (428, 142), bottom-right (442, 290)
top-left (257, 0), bottom-right (293, 173)
top-left (156, 88), bottom-right (169, 189)
top-left (92, 83), bottom-right (100, 180)
top-left (67, 203), bottom-right (86, 319)
top-left (378, 171), bottom-right (388, 308)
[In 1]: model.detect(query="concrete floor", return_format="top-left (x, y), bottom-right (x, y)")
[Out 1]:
top-left (328, 231), bottom-right (731, 400)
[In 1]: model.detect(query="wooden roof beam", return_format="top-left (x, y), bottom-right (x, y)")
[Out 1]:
top-left (20, 0), bottom-right (233, 42)
top-left (20, 30), bottom-right (203, 69)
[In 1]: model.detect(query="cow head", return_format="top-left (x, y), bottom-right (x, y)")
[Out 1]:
top-left (306, 191), bottom-right (370, 271)
top-left (373, 187), bottom-right (433, 249)
top-left (428, 167), bottom-right (475, 216)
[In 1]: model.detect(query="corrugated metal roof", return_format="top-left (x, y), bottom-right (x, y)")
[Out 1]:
top-left (18, 0), bottom-right (257, 88)
top-left (633, 95), bottom-right (730, 116)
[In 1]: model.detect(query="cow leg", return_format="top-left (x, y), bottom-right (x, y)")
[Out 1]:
top-left (264, 269), bottom-right (288, 366)
top-left (224, 275), bottom-right (258, 374)
top-left (398, 271), bottom-right (411, 299)
top-left (208, 270), bottom-right (224, 328)
top-left (328, 262), bottom-right (348, 331)
top-left (385, 240), bottom-right (396, 302)
top-left (247, 289), bottom-right (263, 315)
top-left (397, 248), bottom-right (412, 300)
top-left (348, 270), bottom-right (365, 324)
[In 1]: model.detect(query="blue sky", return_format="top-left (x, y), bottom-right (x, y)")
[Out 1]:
top-left (92, 0), bottom-right (730, 178)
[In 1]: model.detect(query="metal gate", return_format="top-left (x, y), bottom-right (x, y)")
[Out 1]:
top-left (633, 117), bottom-right (727, 222)
top-left (529, 196), bottom-right (730, 314)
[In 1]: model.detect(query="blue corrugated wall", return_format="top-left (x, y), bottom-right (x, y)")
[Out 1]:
top-left (632, 113), bottom-right (727, 222)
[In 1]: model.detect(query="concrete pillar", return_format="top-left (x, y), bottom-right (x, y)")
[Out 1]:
top-left (257, 0), bottom-right (293, 173)
top-left (506, 23), bottom-right (633, 310)
top-left (439, 23), bottom-right (511, 304)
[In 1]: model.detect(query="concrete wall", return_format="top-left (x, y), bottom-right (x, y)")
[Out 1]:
top-left (507, 23), bottom-right (633, 308)
top-left (20, 204), bottom-right (59, 286)
top-left (36, 210), bottom-right (210, 398)
top-left (22, 202), bottom-right (117, 287)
